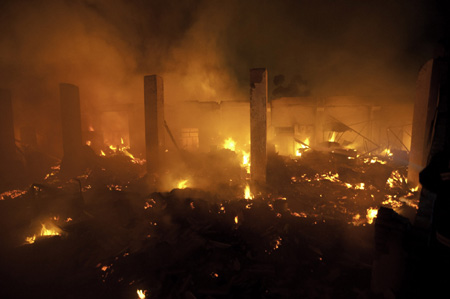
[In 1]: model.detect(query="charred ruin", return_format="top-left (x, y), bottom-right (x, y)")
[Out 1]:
top-left (1, 1), bottom-right (450, 299)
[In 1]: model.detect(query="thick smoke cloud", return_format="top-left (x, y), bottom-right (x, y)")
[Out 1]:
top-left (0, 0), bottom-right (447, 154)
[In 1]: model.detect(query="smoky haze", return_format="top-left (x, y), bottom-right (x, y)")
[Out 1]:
top-left (0, 0), bottom-right (447, 155)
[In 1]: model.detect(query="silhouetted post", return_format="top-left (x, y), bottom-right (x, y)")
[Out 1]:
top-left (144, 75), bottom-right (165, 176)
top-left (408, 60), bottom-right (440, 186)
top-left (250, 68), bottom-right (268, 186)
top-left (60, 83), bottom-right (84, 176)
top-left (0, 89), bottom-right (16, 167)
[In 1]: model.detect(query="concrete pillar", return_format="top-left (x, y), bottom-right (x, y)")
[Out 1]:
top-left (59, 83), bottom-right (84, 175)
top-left (315, 99), bottom-right (325, 146)
top-left (250, 68), bottom-right (268, 185)
top-left (408, 59), bottom-right (440, 186)
top-left (20, 126), bottom-right (38, 148)
top-left (0, 89), bottom-right (16, 165)
top-left (144, 75), bottom-right (165, 175)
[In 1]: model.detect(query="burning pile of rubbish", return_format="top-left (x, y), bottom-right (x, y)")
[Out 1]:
top-left (0, 139), bottom-right (418, 298)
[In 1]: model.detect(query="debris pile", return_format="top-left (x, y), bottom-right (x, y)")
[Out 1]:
top-left (0, 149), bottom-right (418, 298)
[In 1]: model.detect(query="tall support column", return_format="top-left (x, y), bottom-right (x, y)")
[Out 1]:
top-left (144, 75), bottom-right (165, 175)
top-left (60, 83), bottom-right (84, 175)
top-left (250, 68), bottom-right (268, 185)
top-left (0, 89), bottom-right (16, 168)
top-left (407, 59), bottom-right (440, 186)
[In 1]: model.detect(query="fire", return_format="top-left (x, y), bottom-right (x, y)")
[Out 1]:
top-left (244, 184), bottom-right (253, 200)
top-left (355, 183), bottom-right (365, 190)
top-left (242, 151), bottom-right (250, 173)
top-left (410, 185), bottom-right (419, 192)
top-left (328, 132), bottom-right (337, 142)
top-left (366, 208), bottom-right (378, 224)
top-left (223, 137), bottom-right (236, 151)
top-left (99, 137), bottom-right (146, 164)
top-left (295, 138), bottom-right (310, 157)
top-left (26, 223), bottom-right (61, 244)
top-left (137, 289), bottom-right (146, 299)
top-left (221, 138), bottom-right (250, 173)
top-left (386, 170), bottom-right (405, 189)
top-left (177, 179), bottom-right (188, 189)
top-left (382, 148), bottom-right (393, 157)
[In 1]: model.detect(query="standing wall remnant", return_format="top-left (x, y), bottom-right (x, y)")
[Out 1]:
top-left (250, 68), bottom-right (268, 186)
top-left (408, 59), bottom-right (440, 186)
top-left (144, 75), bottom-right (165, 176)
top-left (60, 83), bottom-right (84, 176)
top-left (0, 89), bottom-right (16, 169)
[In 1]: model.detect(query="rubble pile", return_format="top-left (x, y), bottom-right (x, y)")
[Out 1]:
top-left (0, 149), bottom-right (418, 298)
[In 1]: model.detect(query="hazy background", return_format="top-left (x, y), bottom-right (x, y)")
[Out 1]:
top-left (0, 0), bottom-right (448, 155)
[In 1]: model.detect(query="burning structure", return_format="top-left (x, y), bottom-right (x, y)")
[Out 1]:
top-left (0, 1), bottom-right (449, 298)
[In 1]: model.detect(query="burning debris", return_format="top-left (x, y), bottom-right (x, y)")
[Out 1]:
top-left (0, 143), bottom-right (418, 298)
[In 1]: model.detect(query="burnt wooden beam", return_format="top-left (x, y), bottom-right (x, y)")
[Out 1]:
top-left (250, 68), bottom-right (268, 186)
top-left (144, 75), bottom-right (165, 176)
top-left (59, 83), bottom-right (84, 176)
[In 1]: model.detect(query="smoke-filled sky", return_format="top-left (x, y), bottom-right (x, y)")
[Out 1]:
top-left (0, 0), bottom-right (448, 112)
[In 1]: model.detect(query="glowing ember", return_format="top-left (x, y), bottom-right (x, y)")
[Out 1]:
top-left (0, 189), bottom-right (27, 200)
top-left (244, 184), bottom-right (253, 200)
top-left (290, 211), bottom-right (307, 218)
top-left (366, 208), bottom-right (378, 224)
top-left (137, 289), bottom-right (146, 299)
top-left (382, 196), bottom-right (403, 209)
top-left (352, 214), bottom-right (361, 225)
top-left (177, 179), bottom-right (188, 189)
top-left (234, 216), bottom-right (239, 224)
top-left (100, 150), bottom-right (106, 156)
top-left (88, 125), bottom-right (95, 132)
top-left (86, 140), bottom-right (92, 146)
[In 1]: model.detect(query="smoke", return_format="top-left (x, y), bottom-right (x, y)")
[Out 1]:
top-left (0, 0), bottom-right (447, 154)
